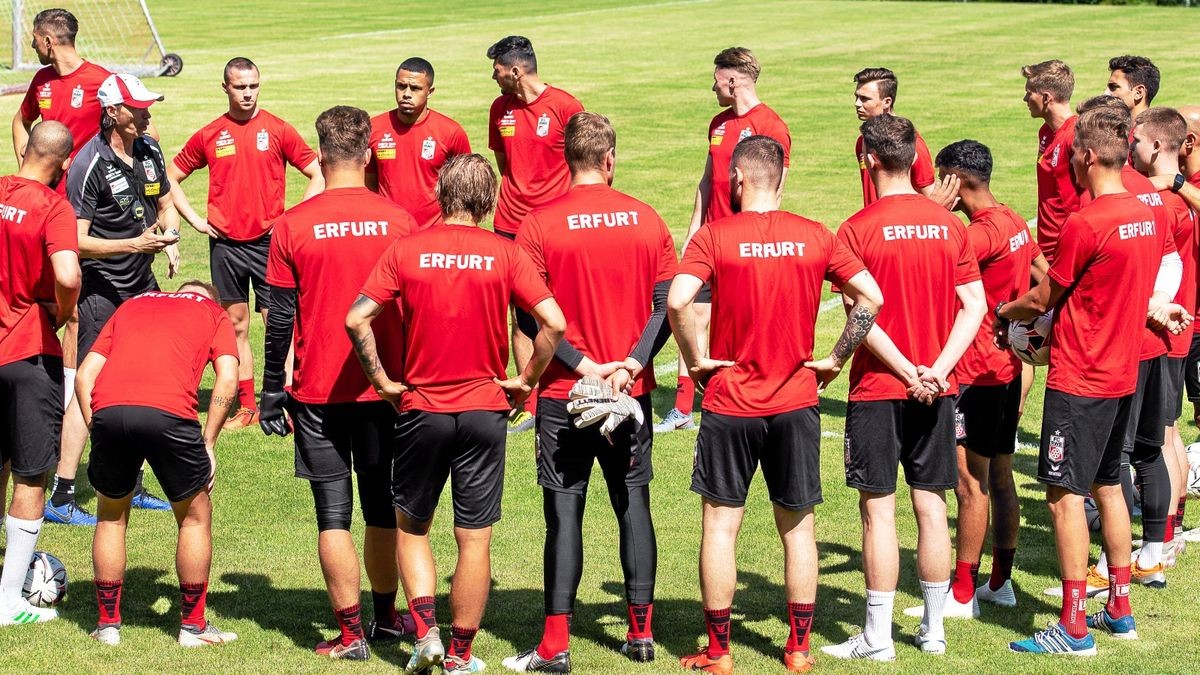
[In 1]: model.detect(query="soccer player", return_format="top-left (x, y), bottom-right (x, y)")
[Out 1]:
top-left (0, 121), bottom-right (80, 627)
top-left (821, 115), bottom-right (986, 661)
top-left (502, 112), bottom-right (676, 671)
top-left (658, 46), bottom-right (792, 433)
top-left (259, 106), bottom-right (419, 660)
top-left (168, 57), bottom-right (323, 431)
top-left (54, 73), bottom-right (180, 524)
top-left (347, 154), bottom-right (565, 675)
top-left (852, 68), bottom-right (936, 205)
top-left (367, 57), bottom-right (471, 228)
top-left (1107, 56), bottom-right (1159, 122)
top-left (1179, 106), bottom-right (1200, 442)
top-left (928, 140), bottom-right (1044, 615)
top-left (670, 135), bottom-right (882, 674)
top-left (76, 280), bottom-right (239, 646)
top-left (1000, 104), bottom-right (1189, 655)
top-left (487, 35), bottom-right (584, 433)
top-left (1023, 59), bottom-right (1083, 263)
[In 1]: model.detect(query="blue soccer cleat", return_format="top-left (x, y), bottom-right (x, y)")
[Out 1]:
top-left (44, 500), bottom-right (97, 526)
top-left (131, 487), bottom-right (171, 511)
top-left (1087, 609), bottom-right (1138, 640)
top-left (1009, 623), bottom-right (1097, 655)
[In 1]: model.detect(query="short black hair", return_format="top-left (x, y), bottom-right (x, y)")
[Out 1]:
top-left (1109, 55), bottom-right (1160, 105)
top-left (223, 57), bottom-right (257, 83)
top-left (487, 35), bottom-right (537, 72)
top-left (935, 139), bottom-right (993, 184)
top-left (33, 8), bottom-right (77, 44)
top-left (860, 114), bottom-right (916, 173)
top-left (397, 57), bottom-right (434, 84)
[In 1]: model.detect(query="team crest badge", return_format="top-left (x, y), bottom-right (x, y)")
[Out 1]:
top-left (421, 136), bottom-right (436, 161)
top-left (536, 113), bottom-right (551, 137)
top-left (1050, 146), bottom-right (1061, 168)
top-left (141, 159), bottom-right (157, 181)
top-left (71, 85), bottom-right (84, 109)
top-left (738, 127), bottom-right (753, 142)
top-left (1048, 433), bottom-right (1065, 463)
top-left (954, 411), bottom-right (966, 440)
top-left (257, 129), bottom-right (269, 151)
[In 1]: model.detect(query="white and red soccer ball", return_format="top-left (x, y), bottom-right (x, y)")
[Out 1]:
top-left (1008, 310), bottom-right (1053, 366)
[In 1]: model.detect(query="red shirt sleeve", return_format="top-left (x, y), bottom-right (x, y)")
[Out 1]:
top-left (509, 246), bottom-right (554, 312)
top-left (172, 128), bottom-right (208, 175)
top-left (18, 81), bottom-right (39, 122)
top-left (360, 242), bottom-right (403, 305)
top-left (771, 117), bottom-right (792, 168)
top-left (488, 98), bottom-right (504, 152)
top-left (912, 137), bottom-right (936, 189)
top-left (209, 311), bottom-right (239, 363)
top-left (953, 223), bottom-right (982, 286)
top-left (1047, 213), bottom-right (1096, 288)
top-left (90, 313), bottom-right (116, 357)
top-left (449, 123), bottom-right (472, 156)
top-left (967, 221), bottom-right (1001, 266)
top-left (677, 224), bottom-right (716, 284)
top-left (514, 215), bottom-right (547, 281)
top-left (265, 221), bottom-right (297, 289)
top-left (44, 198), bottom-right (79, 256)
top-left (826, 234), bottom-right (867, 287)
top-left (655, 217), bottom-right (678, 283)
top-left (281, 121), bottom-right (318, 170)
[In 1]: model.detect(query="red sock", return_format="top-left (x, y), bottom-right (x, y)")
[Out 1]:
top-left (449, 625), bottom-right (478, 660)
top-left (675, 376), bottom-right (695, 415)
top-left (237, 378), bottom-right (256, 410)
top-left (95, 579), bottom-right (123, 627)
top-left (537, 613), bottom-right (571, 659)
top-left (627, 602), bottom-right (652, 640)
top-left (1165, 515), bottom-right (1175, 544)
top-left (785, 602), bottom-right (814, 653)
top-left (408, 596), bottom-right (436, 639)
top-left (1106, 566), bottom-right (1132, 619)
top-left (989, 547), bottom-right (1016, 591)
top-left (334, 603), bottom-right (364, 646)
top-left (951, 560), bottom-right (979, 604)
top-left (1060, 579), bottom-right (1088, 638)
top-left (180, 581), bottom-right (208, 630)
top-left (703, 607), bottom-right (731, 657)
top-left (528, 388), bottom-right (539, 416)
top-left (1178, 496), bottom-right (1187, 528)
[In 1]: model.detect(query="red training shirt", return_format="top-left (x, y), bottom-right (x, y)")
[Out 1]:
top-left (954, 205), bottom-right (1040, 386)
top-left (0, 176), bottom-right (78, 365)
top-left (1034, 116), bottom-right (1084, 264)
top-left (856, 130), bottom-right (935, 207)
top-left (172, 110), bottom-right (317, 242)
top-left (488, 85), bottom-right (584, 234)
top-left (837, 194), bottom-right (981, 401)
top-left (367, 109), bottom-right (471, 229)
top-left (19, 61), bottom-right (111, 196)
top-left (704, 103), bottom-right (791, 223)
top-left (1047, 193), bottom-right (1165, 398)
top-left (516, 183), bottom-right (677, 399)
top-left (266, 187), bottom-right (417, 404)
top-left (679, 210), bottom-right (866, 416)
top-left (89, 291), bottom-right (238, 419)
top-left (1159, 189), bottom-right (1196, 358)
top-left (360, 224), bottom-right (553, 413)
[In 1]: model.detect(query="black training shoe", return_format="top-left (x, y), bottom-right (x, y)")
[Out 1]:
top-left (621, 638), bottom-right (655, 662)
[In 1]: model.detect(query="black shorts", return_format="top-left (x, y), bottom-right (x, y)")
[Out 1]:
top-left (210, 236), bottom-right (270, 312)
top-left (844, 397), bottom-right (957, 493)
top-left (77, 290), bottom-right (122, 357)
top-left (88, 405), bottom-right (210, 503)
top-left (695, 283), bottom-right (712, 304)
top-left (1185, 332), bottom-right (1200, 402)
top-left (1123, 355), bottom-right (1170, 449)
top-left (691, 407), bottom-right (821, 510)
top-left (536, 395), bottom-right (653, 495)
top-left (393, 409), bottom-right (507, 528)
top-left (955, 381), bottom-right (1021, 458)
top-left (0, 356), bottom-right (63, 477)
top-left (1037, 389), bottom-right (1132, 496)
top-left (288, 399), bottom-right (397, 481)
top-left (1165, 356), bottom-right (1186, 422)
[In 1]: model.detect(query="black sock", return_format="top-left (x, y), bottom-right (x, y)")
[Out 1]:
top-left (372, 590), bottom-right (398, 625)
top-left (50, 475), bottom-right (75, 507)
top-left (135, 469), bottom-right (145, 494)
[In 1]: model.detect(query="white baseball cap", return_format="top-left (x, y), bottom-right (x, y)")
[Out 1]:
top-left (97, 73), bottom-right (164, 109)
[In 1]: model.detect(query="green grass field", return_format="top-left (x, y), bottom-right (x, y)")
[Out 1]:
top-left (1, 0), bottom-right (1200, 672)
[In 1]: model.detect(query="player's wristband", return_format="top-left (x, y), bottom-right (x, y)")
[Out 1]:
top-left (1172, 173), bottom-right (1187, 193)
top-left (994, 301), bottom-right (1006, 321)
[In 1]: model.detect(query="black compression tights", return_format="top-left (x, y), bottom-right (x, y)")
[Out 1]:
top-left (1123, 445), bottom-right (1171, 543)
top-left (542, 484), bottom-right (657, 614)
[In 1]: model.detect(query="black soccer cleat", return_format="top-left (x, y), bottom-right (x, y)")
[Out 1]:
top-left (501, 647), bottom-right (572, 672)
top-left (621, 638), bottom-right (655, 662)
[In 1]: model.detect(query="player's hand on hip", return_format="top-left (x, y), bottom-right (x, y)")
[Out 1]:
top-left (803, 356), bottom-right (842, 394)
top-left (689, 358), bottom-right (735, 390)
top-left (258, 390), bottom-right (292, 436)
top-left (375, 380), bottom-right (409, 414)
top-left (494, 376), bottom-right (534, 410)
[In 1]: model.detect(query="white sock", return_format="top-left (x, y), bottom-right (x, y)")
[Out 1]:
top-left (0, 516), bottom-right (42, 607)
top-left (1138, 541), bottom-right (1163, 568)
top-left (1095, 552), bottom-right (1109, 578)
top-left (63, 367), bottom-right (76, 409)
top-left (919, 579), bottom-right (950, 636)
top-left (864, 589), bottom-right (894, 647)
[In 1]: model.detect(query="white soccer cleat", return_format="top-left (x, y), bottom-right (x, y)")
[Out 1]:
top-left (913, 626), bottom-right (946, 654)
top-left (91, 625), bottom-right (121, 645)
top-left (820, 633), bottom-right (896, 662)
top-left (976, 579), bottom-right (1017, 608)
top-left (1182, 527), bottom-right (1200, 543)
top-left (0, 600), bottom-right (57, 626)
top-left (178, 622), bottom-right (238, 647)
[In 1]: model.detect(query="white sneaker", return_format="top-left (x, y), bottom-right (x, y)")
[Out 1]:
top-left (178, 622), bottom-right (238, 647)
top-left (91, 625), bottom-right (121, 645)
top-left (1182, 527), bottom-right (1200, 543)
top-left (975, 579), bottom-right (1017, 607)
top-left (902, 591), bottom-right (978, 619)
top-left (820, 633), bottom-right (896, 662)
top-left (913, 626), bottom-right (946, 654)
top-left (0, 600), bottom-right (57, 626)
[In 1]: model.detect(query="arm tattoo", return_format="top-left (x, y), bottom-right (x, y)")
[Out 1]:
top-left (832, 304), bottom-right (878, 363)
top-left (212, 394), bottom-right (235, 408)
top-left (349, 328), bottom-right (382, 377)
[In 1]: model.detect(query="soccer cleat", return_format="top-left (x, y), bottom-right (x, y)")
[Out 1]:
top-left (0, 600), bottom-right (57, 626)
top-left (178, 622), bottom-right (238, 646)
top-left (1162, 540), bottom-right (1183, 569)
top-left (1131, 561), bottom-right (1166, 588)
top-left (222, 407), bottom-right (260, 431)
top-left (367, 612), bottom-right (416, 642)
top-left (90, 625), bottom-right (121, 645)
top-left (405, 626), bottom-right (445, 673)
top-left (315, 637), bottom-right (371, 660)
top-left (903, 591), bottom-right (978, 619)
top-left (653, 408), bottom-right (695, 432)
top-left (507, 410), bottom-right (536, 434)
top-left (131, 487), bottom-right (171, 511)
top-left (820, 633), bottom-right (896, 662)
top-left (783, 649), bottom-right (815, 673)
top-left (502, 647), bottom-right (572, 673)
top-left (44, 499), bottom-right (97, 526)
top-left (1009, 623), bottom-right (1096, 655)
top-left (1043, 565), bottom-right (1109, 599)
top-left (1087, 609), bottom-right (1138, 640)
top-left (913, 626), bottom-right (946, 654)
top-left (679, 649), bottom-right (733, 674)
top-left (444, 654), bottom-right (488, 673)
top-left (620, 638), bottom-right (654, 662)
top-left (1183, 526), bottom-right (1200, 543)
top-left (976, 579), bottom-right (1017, 608)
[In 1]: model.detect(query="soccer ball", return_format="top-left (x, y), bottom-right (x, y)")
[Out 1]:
top-left (22, 552), bottom-right (67, 607)
top-left (1187, 443), bottom-right (1200, 498)
top-left (1083, 495), bottom-right (1102, 532)
top-left (1008, 310), bottom-right (1053, 366)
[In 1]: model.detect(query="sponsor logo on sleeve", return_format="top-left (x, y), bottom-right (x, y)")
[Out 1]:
top-left (144, 182), bottom-right (161, 196)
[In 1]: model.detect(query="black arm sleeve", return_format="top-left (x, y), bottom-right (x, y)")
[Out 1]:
top-left (262, 285), bottom-right (296, 392)
top-left (627, 279), bottom-right (672, 367)
top-left (516, 303), bottom-right (587, 371)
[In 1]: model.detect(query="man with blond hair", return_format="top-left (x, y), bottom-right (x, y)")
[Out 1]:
top-left (1022, 59), bottom-right (1083, 263)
